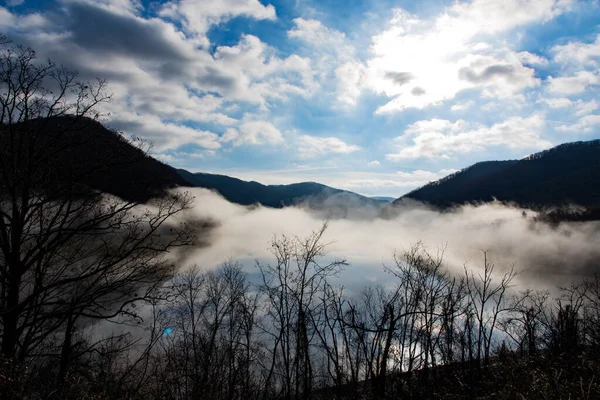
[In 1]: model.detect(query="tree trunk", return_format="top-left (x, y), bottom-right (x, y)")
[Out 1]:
top-left (1, 272), bottom-right (22, 359)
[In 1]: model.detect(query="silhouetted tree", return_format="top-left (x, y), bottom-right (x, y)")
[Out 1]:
top-left (0, 36), bottom-right (194, 397)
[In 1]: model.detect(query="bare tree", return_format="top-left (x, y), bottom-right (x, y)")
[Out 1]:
top-left (463, 251), bottom-right (516, 368)
top-left (0, 37), bottom-right (194, 397)
top-left (257, 222), bottom-right (347, 400)
top-left (500, 289), bottom-right (549, 358)
top-left (149, 262), bottom-right (260, 400)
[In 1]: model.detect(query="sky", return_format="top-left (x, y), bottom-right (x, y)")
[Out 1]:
top-left (1, 0), bottom-right (600, 197)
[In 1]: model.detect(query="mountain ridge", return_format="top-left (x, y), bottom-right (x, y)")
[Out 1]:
top-left (397, 139), bottom-right (600, 209)
top-left (177, 169), bottom-right (385, 209)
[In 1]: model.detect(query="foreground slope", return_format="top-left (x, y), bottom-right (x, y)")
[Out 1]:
top-left (397, 140), bottom-right (600, 209)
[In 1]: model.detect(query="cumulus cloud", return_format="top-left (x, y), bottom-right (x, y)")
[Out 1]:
top-left (288, 18), bottom-right (350, 55)
top-left (334, 61), bottom-right (367, 106)
top-left (556, 114), bottom-right (600, 133)
top-left (0, 1), bottom-right (321, 155)
top-left (337, 0), bottom-right (564, 111)
top-left (287, 17), bottom-right (356, 107)
top-left (0, 5), bottom-right (48, 30)
top-left (539, 98), bottom-right (598, 116)
top-left (386, 115), bottom-right (551, 160)
top-left (65, 1), bottom-right (193, 62)
top-left (517, 51), bottom-right (549, 65)
top-left (540, 97), bottom-right (573, 108)
top-left (575, 99), bottom-right (599, 116)
top-left (552, 34), bottom-right (600, 66)
top-left (108, 112), bottom-right (222, 151)
top-left (159, 0), bottom-right (276, 47)
top-left (211, 34), bottom-right (317, 103)
top-left (575, 100), bottom-right (600, 116)
top-left (221, 120), bottom-right (284, 146)
top-left (296, 135), bottom-right (360, 158)
top-left (451, 100), bottom-right (475, 111)
top-left (547, 71), bottom-right (600, 94)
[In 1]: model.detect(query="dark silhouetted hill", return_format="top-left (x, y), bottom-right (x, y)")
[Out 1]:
top-left (177, 169), bottom-right (385, 210)
top-left (1, 116), bottom-right (191, 202)
top-left (396, 140), bottom-right (600, 210)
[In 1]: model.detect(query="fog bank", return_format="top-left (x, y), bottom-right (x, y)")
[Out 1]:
top-left (175, 188), bottom-right (600, 291)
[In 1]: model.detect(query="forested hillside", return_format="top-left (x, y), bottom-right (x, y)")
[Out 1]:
top-left (2, 116), bottom-right (192, 202)
top-left (399, 140), bottom-right (600, 209)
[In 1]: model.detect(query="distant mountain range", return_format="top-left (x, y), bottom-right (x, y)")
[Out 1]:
top-left (397, 140), bottom-right (600, 210)
top-left (177, 169), bottom-right (385, 210)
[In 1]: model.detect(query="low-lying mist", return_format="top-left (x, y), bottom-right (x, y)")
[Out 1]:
top-left (175, 188), bottom-right (600, 292)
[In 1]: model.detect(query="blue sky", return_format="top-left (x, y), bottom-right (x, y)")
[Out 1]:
top-left (2, 0), bottom-right (600, 197)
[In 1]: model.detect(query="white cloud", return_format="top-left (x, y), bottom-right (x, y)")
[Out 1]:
top-left (552, 34), bottom-right (600, 66)
top-left (575, 99), bottom-right (599, 116)
top-left (556, 114), bottom-right (600, 133)
top-left (335, 170), bottom-right (455, 192)
top-left (446, 0), bottom-right (571, 32)
top-left (373, 46), bottom-right (539, 114)
top-left (0, 7), bottom-right (13, 26)
top-left (337, 0), bottom-right (566, 111)
top-left (297, 135), bottom-right (360, 158)
top-left (77, 0), bottom-right (143, 15)
top-left (222, 120), bottom-right (284, 146)
top-left (127, 89), bottom-right (237, 125)
top-left (451, 100), bottom-right (475, 111)
top-left (108, 112), bottom-right (222, 151)
top-left (0, 6), bottom-right (48, 30)
top-left (153, 149), bottom-right (218, 165)
top-left (288, 18), bottom-right (349, 54)
top-left (287, 18), bottom-right (356, 107)
top-left (539, 98), bottom-right (598, 115)
top-left (386, 115), bottom-right (551, 160)
top-left (517, 51), bottom-right (549, 65)
top-left (159, 0), bottom-right (276, 47)
top-left (220, 128), bottom-right (240, 143)
top-left (547, 70), bottom-right (600, 94)
top-left (540, 97), bottom-right (573, 108)
top-left (210, 34), bottom-right (317, 104)
top-left (395, 169), bottom-right (458, 186)
top-left (367, 160), bottom-right (381, 167)
top-left (335, 61), bottom-right (367, 106)
top-left (189, 150), bottom-right (217, 159)
top-left (2, 2), bottom-right (319, 156)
